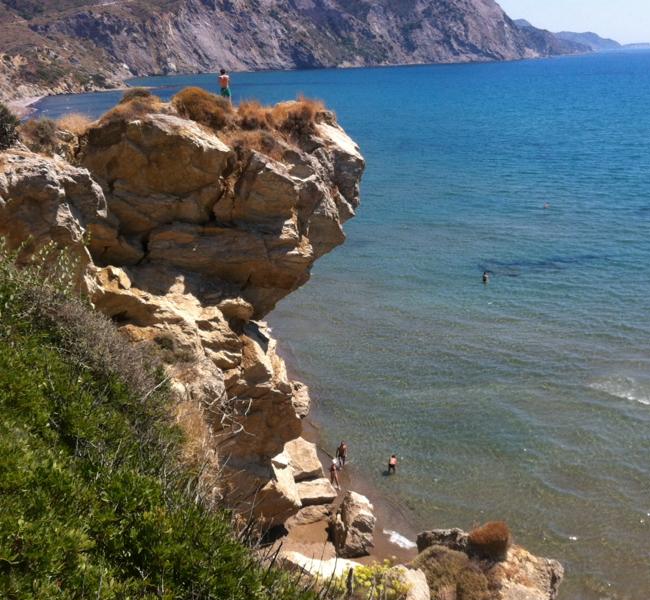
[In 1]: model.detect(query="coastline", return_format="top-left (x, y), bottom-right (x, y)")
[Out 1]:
top-left (274, 339), bottom-right (420, 566)
top-left (7, 95), bottom-right (44, 119)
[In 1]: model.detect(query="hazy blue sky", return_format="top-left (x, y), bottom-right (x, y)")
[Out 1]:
top-left (498, 0), bottom-right (650, 44)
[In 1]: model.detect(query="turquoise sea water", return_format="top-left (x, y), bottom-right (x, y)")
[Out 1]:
top-left (36, 51), bottom-right (650, 599)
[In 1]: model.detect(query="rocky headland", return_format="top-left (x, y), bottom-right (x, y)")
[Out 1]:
top-left (0, 92), bottom-right (563, 599)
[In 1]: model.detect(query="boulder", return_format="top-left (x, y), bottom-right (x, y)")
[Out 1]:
top-left (490, 546), bottom-right (564, 600)
top-left (416, 528), bottom-right (469, 554)
top-left (331, 491), bottom-right (376, 558)
top-left (253, 454), bottom-right (302, 527)
top-left (285, 504), bottom-right (332, 528)
top-left (387, 566), bottom-right (430, 600)
top-left (279, 550), bottom-right (360, 581)
top-left (284, 437), bottom-right (324, 481)
top-left (296, 478), bottom-right (338, 506)
top-left (412, 529), bottom-right (564, 600)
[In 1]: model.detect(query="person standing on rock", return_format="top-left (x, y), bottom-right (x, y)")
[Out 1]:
top-left (388, 454), bottom-right (398, 475)
top-left (330, 459), bottom-right (341, 490)
top-left (218, 69), bottom-right (232, 104)
top-left (336, 441), bottom-right (348, 468)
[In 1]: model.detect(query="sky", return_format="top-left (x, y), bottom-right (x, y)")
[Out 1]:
top-left (498, 0), bottom-right (650, 44)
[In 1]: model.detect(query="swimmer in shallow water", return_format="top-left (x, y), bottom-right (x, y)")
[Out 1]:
top-left (482, 271), bottom-right (490, 284)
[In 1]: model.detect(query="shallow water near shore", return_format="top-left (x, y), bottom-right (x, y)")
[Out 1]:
top-left (35, 51), bottom-right (650, 599)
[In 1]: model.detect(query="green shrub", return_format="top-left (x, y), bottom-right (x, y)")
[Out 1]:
top-left (331, 560), bottom-right (410, 600)
top-left (0, 102), bottom-right (20, 150)
top-left (172, 86), bottom-right (234, 131)
top-left (0, 240), bottom-right (323, 600)
top-left (411, 545), bottom-right (491, 600)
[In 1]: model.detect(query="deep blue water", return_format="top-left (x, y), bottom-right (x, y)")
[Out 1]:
top-left (36, 51), bottom-right (650, 600)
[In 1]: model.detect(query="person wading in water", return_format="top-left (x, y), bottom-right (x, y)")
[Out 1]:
top-left (218, 69), bottom-right (232, 104)
top-left (336, 441), bottom-right (348, 468)
top-left (388, 454), bottom-right (398, 475)
top-left (330, 459), bottom-right (341, 490)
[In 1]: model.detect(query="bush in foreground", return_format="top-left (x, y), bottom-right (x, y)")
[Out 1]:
top-left (0, 102), bottom-right (20, 150)
top-left (0, 241), bottom-right (322, 600)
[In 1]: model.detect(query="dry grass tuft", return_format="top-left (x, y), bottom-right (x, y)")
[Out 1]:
top-left (172, 87), bottom-right (234, 131)
top-left (99, 92), bottom-right (165, 124)
top-left (57, 113), bottom-right (93, 136)
top-left (236, 100), bottom-right (274, 131)
top-left (175, 398), bottom-right (222, 507)
top-left (119, 87), bottom-right (153, 104)
top-left (411, 545), bottom-right (491, 600)
top-left (468, 521), bottom-right (512, 561)
top-left (19, 117), bottom-right (59, 155)
top-left (271, 96), bottom-right (327, 138)
top-left (219, 129), bottom-right (285, 161)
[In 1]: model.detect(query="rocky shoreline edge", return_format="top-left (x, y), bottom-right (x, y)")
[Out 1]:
top-left (0, 90), bottom-right (564, 599)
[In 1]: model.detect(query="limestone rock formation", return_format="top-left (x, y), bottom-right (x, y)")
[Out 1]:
top-left (417, 528), bottom-right (469, 554)
top-left (296, 479), bottom-right (338, 507)
top-left (491, 547), bottom-right (564, 600)
top-left (279, 551), bottom-right (360, 582)
top-left (284, 437), bottom-right (324, 481)
top-left (331, 491), bottom-right (376, 558)
top-left (0, 98), bottom-right (364, 527)
top-left (413, 528), bottom-right (564, 600)
top-left (387, 566), bottom-right (431, 600)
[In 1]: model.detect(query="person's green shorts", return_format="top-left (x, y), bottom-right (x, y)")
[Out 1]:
top-left (220, 87), bottom-right (231, 98)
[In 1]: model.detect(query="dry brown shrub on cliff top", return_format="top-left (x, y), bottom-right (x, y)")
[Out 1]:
top-left (271, 96), bottom-right (327, 138)
top-left (468, 521), bottom-right (512, 561)
top-left (172, 87), bottom-right (234, 131)
top-left (57, 113), bottom-right (92, 136)
top-left (99, 91), bottom-right (165, 124)
top-left (411, 545), bottom-right (491, 600)
top-left (219, 130), bottom-right (285, 162)
top-left (237, 100), bottom-right (274, 131)
top-left (119, 87), bottom-right (153, 104)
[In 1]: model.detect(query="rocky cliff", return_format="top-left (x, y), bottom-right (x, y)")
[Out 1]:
top-left (0, 0), bottom-right (588, 101)
top-left (0, 92), bottom-right (565, 598)
top-left (0, 97), bottom-right (363, 525)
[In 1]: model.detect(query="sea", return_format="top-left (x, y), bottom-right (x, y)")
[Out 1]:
top-left (35, 50), bottom-right (650, 600)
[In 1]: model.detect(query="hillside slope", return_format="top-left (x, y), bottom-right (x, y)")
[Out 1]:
top-left (555, 31), bottom-right (621, 52)
top-left (1, 0), bottom-right (588, 101)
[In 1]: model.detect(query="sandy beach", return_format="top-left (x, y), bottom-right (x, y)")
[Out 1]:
top-left (7, 96), bottom-right (44, 119)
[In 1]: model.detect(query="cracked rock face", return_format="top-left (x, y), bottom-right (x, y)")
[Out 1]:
top-left (0, 103), bottom-right (364, 526)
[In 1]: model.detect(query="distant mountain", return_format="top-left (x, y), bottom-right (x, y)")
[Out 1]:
top-left (513, 19), bottom-right (590, 56)
top-left (555, 31), bottom-right (621, 52)
top-left (0, 0), bottom-right (592, 102)
top-left (623, 43), bottom-right (650, 49)
top-left (513, 19), bottom-right (535, 29)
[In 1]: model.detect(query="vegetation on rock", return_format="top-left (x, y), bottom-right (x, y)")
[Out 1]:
top-left (467, 522), bottom-right (511, 561)
top-left (172, 87), bottom-right (234, 131)
top-left (411, 545), bottom-right (492, 600)
top-left (19, 117), bottom-right (58, 155)
top-left (0, 102), bottom-right (19, 150)
top-left (0, 241), bottom-right (324, 600)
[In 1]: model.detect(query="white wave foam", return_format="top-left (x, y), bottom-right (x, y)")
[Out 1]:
top-left (591, 378), bottom-right (650, 406)
top-left (383, 529), bottom-right (417, 550)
